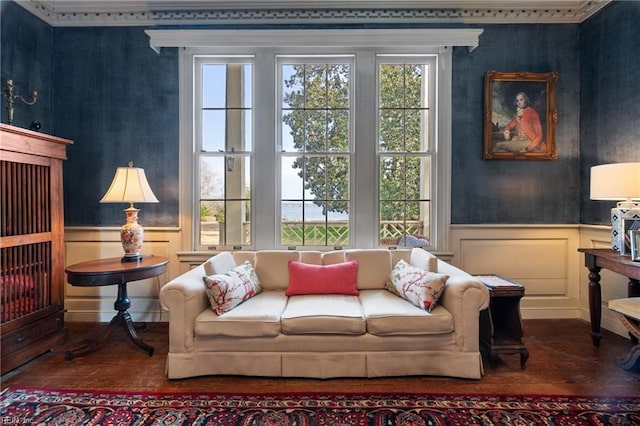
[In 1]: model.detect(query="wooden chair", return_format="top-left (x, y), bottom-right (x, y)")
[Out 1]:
top-left (608, 297), bottom-right (640, 371)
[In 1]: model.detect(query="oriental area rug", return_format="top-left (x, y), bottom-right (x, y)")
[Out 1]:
top-left (1, 388), bottom-right (639, 426)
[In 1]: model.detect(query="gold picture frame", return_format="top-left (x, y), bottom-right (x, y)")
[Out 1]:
top-left (483, 71), bottom-right (558, 160)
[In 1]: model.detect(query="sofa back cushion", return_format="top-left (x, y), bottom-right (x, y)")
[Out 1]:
top-left (233, 251), bottom-right (257, 267)
top-left (409, 247), bottom-right (438, 272)
top-left (204, 252), bottom-right (237, 276)
top-left (300, 251), bottom-right (323, 265)
top-left (286, 260), bottom-right (359, 296)
top-left (322, 250), bottom-right (346, 265)
top-left (344, 249), bottom-right (393, 290)
top-left (254, 251), bottom-right (301, 290)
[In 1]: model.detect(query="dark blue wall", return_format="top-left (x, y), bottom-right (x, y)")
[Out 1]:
top-left (0, 1), bottom-right (52, 133)
top-left (579, 0), bottom-right (640, 225)
top-left (52, 27), bottom-right (179, 227)
top-left (2, 0), bottom-right (636, 228)
top-left (452, 24), bottom-right (580, 223)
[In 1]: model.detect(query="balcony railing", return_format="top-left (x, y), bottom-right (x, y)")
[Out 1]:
top-left (200, 220), bottom-right (427, 247)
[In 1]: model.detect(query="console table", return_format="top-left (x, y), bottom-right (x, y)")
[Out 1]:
top-left (578, 248), bottom-right (640, 347)
top-left (65, 255), bottom-right (168, 359)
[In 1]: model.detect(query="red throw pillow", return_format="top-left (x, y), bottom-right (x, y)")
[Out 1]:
top-left (286, 260), bottom-right (359, 296)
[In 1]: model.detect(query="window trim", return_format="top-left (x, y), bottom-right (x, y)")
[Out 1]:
top-left (167, 29), bottom-right (483, 254)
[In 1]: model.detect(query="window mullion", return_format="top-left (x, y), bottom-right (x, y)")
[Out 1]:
top-left (353, 51), bottom-right (378, 248)
top-left (253, 52), bottom-right (278, 250)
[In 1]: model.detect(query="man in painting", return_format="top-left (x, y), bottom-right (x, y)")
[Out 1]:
top-left (495, 92), bottom-right (544, 153)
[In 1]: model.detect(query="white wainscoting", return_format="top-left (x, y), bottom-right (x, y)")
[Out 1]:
top-left (450, 224), bottom-right (630, 338)
top-left (64, 224), bottom-right (631, 338)
top-left (64, 227), bottom-right (182, 323)
top-left (450, 224), bottom-right (582, 319)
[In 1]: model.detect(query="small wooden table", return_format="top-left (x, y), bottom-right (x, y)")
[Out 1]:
top-left (476, 275), bottom-right (529, 369)
top-left (65, 255), bottom-right (168, 359)
top-left (578, 248), bottom-right (640, 347)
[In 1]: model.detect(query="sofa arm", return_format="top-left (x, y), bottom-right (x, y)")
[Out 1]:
top-left (159, 265), bottom-right (209, 353)
top-left (439, 275), bottom-right (490, 352)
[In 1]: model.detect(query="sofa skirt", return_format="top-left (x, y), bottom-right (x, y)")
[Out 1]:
top-left (165, 350), bottom-right (484, 380)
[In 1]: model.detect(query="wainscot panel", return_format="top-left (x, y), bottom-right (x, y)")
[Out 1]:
top-left (450, 225), bottom-right (581, 320)
top-left (64, 227), bottom-right (181, 322)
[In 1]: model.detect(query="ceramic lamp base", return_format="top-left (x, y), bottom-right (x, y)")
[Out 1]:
top-left (120, 206), bottom-right (144, 263)
top-left (611, 202), bottom-right (640, 255)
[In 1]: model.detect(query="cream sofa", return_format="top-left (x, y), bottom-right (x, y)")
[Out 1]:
top-left (160, 249), bottom-right (490, 379)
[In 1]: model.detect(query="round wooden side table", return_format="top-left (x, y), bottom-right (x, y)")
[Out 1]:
top-left (64, 255), bottom-right (168, 359)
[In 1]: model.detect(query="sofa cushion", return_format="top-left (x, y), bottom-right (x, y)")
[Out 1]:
top-left (255, 251), bottom-right (301, 290)
top-left (359, 290), bottom-right (453, 336)
top-left (203, 251), bottom-right (236, 276)
top-left (409, 247), bottom-right (438, 272)
top-left (322, 250), bottom-right (346, 265)
top-left (300, 251), bottom-right (323, 265)
top-left (203, 261), bottom-right (262, 315)
top-left (286, 260), bottom-right (359, 296)
top-left (281, 295), bottom-right (366, 335)
top-left (386, 259), bottom-right (448, 312)
top-left (195, 291), bottom-right (287, 337)
top-left (344, 249), bottom-right (392, 290)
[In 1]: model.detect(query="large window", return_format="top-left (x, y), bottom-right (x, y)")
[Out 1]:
top-left (160, 29), bottom-right (482, 252)
top-left (195, 57), bottom-right (253, 248)
top-left (279, 58), bottom-right (352, 248)
top-left (378, 58), bottom-right (435, 247)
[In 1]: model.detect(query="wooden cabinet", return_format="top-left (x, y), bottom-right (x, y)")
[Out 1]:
top-left (1, 124), bottom-right (72, 374)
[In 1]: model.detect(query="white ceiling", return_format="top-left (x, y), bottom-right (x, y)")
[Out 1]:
top-left (15, 0), bottom-right (612, 26)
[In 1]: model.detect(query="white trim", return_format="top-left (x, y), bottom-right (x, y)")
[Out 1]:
top-left (435, 46), bottom-right (453, 254)
top-left (176, 29), bottom-right (464, 251)
top-left (146, 29), bottom-right (483, 54)
top-left (179, 49), bottom-right (195, 251)
top-left (17, 1), bottom-right (611, 27)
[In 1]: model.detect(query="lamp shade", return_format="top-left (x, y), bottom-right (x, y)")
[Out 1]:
top-left (100, 164), bottom-right (159, 204)
top-left (590, 162), bottom-right (640, 201)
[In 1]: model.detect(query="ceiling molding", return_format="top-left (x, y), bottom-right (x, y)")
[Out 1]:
top-left (14, 0), bottom-right (612, 27)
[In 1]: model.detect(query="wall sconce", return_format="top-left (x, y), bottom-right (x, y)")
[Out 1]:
top-left (3, 79), bottom-right (38, 126)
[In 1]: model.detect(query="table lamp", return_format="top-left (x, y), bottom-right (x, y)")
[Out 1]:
top-left (590, 162), bottom-right (640, 254)
top-left (100, 162), bottom-right (159, 262)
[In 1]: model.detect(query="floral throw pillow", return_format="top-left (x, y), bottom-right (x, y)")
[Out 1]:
top-left (386, 259), bottom-right (448, 312)
top-left (203, 261), bottom-right (262, 315)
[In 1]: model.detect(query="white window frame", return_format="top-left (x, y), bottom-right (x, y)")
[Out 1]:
top-left (149, 28), bottom-right (483, 254)
top-left (376, 55), bottom-right (438, 248)
top-left (277, 55), bottom-right (355, 249)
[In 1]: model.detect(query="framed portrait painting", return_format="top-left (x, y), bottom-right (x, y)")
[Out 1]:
top-left (483, 71), bottom-right (558, 160)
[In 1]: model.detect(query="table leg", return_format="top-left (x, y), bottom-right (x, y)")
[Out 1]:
top-left (65, 281), bottom-right (154, 360)
top-left (118, 311), bottom-right (154, 355)
top-left (114, 281), bottom-right (154, 356)
top-left (587, 266), bottom-right (602, 347)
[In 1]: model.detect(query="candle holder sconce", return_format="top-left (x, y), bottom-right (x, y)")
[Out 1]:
top-left (3, 79), bottom-right (38, 126)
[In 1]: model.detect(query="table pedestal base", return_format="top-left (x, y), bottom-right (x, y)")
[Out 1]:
top-left (65, 282), bottom-right (154, 360)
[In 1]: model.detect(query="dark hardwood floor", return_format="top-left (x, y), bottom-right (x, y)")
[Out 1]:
top-left (1, 319), bottom-right (639, 396)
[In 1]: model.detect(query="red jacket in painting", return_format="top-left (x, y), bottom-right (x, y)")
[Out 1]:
top-left (504, 107), bottom-right (543, 151)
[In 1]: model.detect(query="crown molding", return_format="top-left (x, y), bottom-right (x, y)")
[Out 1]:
top-left (14, 0), bottom-right (611, 27)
